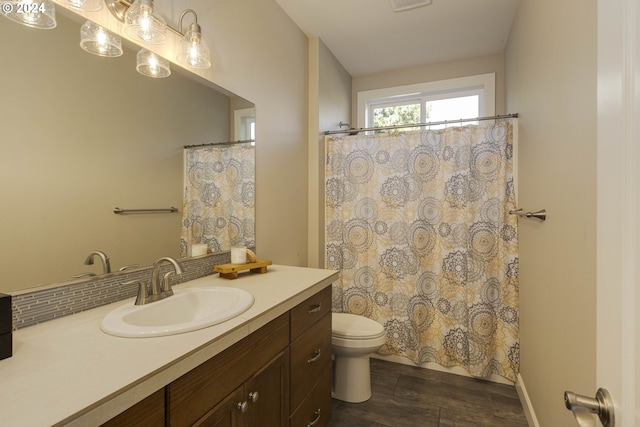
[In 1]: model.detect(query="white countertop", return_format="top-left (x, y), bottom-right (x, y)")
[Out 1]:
top-left (0, 265), bottom-right (338, 427)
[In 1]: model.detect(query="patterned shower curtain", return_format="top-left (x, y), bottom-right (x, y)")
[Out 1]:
top-left (180, 143), bottom-right (255, 256)
top-left (325, 119), bottom-right (519, 381)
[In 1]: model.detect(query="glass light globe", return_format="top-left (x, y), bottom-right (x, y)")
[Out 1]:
top-left (176, 26), bottom-right (211, 69)
top-left (124, 0), bottom-right (167, 45)
top-left (136, 49), bottom-right (171, 78)
top-left (2, 0), bottom-right (56, 29)
top-left (80, 21), bottom-right (123, 57)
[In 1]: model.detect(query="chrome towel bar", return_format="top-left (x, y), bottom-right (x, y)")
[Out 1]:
top-left (509, 208), bottom-right (546, 221)
top-left (114, 207), bottom-right (179, 214)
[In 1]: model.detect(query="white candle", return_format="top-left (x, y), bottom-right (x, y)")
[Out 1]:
top-left (231, 247), bottom-right (247, 264)
top-left (191, 244), bottom-right (208, 256)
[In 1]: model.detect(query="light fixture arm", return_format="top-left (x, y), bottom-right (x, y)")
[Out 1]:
top-left (179, 9), bottom-right (200, 33)
top-left (179, 9), bottom-right (203, 43)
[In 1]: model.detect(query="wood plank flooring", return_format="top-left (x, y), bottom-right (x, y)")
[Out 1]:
top-left (328, 358), bottom-right (528, 427)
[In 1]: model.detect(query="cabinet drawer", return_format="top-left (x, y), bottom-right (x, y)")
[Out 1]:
top-left (289, 368), bottom-right (331, 427)
top-left (290, 286), bottom-right (332, 340)
top-left (290, 313), bottom-right (331, 411)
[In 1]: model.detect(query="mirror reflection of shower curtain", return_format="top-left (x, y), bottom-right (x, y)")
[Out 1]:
top-left (181, 144), bottom-right (255, 256)
top-left (325, 119), bottom-right (519, 382)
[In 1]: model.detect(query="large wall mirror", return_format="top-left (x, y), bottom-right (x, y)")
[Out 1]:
top-left (0, 10), bottom-right (255, 294)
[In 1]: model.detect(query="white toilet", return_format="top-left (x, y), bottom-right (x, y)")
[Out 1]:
top-left (331, 312), bottom-right (386, 403)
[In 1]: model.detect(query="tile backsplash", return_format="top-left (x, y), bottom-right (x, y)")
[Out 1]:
top-left (11, 251), bottom-right (234, 330)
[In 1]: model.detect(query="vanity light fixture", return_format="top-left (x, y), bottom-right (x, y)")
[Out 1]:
top-left (80, 21), bottom-right (123, 57)
top-left (2, 0), bottom-right (57, 29)
top-left (176, 9), bottom-right (211, 69)
top-left (136, 48), bottom-right (171, 78)
top-left (124, 0), bottom-right (167, 45)
top-left (68, 0), bottom-right (103, 12)
top-left (105, 0), bottom-right (212, 72)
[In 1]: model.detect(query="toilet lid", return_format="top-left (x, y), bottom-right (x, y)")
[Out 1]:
top-left (332, 313), bottom-right (385, 340)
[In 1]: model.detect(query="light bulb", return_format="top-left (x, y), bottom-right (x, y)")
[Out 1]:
top-left (148, 56), bottom-right (159, 75)
top-left (138, 8), bottom-right (153, 41)
top-left (187, 43), bottom-right (200, 66)
top-left (95, 29), bottom-right (107, 53)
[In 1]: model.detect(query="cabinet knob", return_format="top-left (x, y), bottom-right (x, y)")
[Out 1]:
top-left (236, 401), bottom-right (248, 413)
top-left (249, 391), bottom-right (259, 403)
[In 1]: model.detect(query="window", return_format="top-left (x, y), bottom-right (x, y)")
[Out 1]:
top-left (234, 107), bottom-right (256, 143)
top-left (358, 73), bottom-right (495, 131)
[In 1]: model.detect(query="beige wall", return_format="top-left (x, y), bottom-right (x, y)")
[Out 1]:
top-left (505, 1), bottom-right (597, 425)
top-left (308, 39), bottom-right (352, 268)
top-left (352, 53), bottom-right (506, 120)
top-left (318, 40), bottom-right (353, 136)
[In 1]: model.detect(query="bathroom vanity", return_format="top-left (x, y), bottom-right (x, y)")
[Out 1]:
top-left (0, 265), bottom-right (337, 427)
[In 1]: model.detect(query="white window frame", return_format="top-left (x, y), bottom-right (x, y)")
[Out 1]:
top-left (357, 73), bottom-right (496, 128)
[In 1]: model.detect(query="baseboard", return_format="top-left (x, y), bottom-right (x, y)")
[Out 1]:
top-left (515, 373), bottom-right (539, 427)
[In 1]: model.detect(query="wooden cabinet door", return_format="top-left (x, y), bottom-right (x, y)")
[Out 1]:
top-left (193, 386), bottom-right (247, 427)
top-left (245, 349), bottom-right (290, 427)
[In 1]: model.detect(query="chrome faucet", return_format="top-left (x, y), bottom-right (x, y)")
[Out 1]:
top-left (149, 257), bottom-right (183, 302)
top-left (125, 257), bottom-right (183, 306)
top-left (84, 251), bottom-right (111, 274)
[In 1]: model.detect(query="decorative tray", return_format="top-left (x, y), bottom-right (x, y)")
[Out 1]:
top-left (213, 259), bottom-right (273, 280)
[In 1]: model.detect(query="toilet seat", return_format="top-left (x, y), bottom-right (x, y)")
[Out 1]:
top-left (332, 313), bottom-right (385, 340)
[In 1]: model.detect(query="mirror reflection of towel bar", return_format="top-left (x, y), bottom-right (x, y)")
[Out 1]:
top-left (509, 208), bottom-right (546, 221)
top-left (114, 207), bottom-right (179, 214)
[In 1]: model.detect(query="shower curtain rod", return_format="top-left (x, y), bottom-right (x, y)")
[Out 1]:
top-left (184, 139), bottom-right (255, 149)
top-left (324, 113), bottom-right (519, 135)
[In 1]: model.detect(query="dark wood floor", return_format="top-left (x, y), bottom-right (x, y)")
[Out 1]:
top-left (329, 358), bottom-right (528, 427)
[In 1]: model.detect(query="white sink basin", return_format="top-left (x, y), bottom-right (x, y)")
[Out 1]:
top-left (101, 287), bottom-right (254, 338)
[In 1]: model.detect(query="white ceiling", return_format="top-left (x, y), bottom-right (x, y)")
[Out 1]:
top-left (275, 0), bottom-right (521, 77)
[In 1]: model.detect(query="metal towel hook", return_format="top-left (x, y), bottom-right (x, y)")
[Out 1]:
top-left (509, 208), bottom-right (546, 221)
top-left (564, 388), bottom-right (615, 427)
